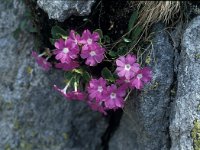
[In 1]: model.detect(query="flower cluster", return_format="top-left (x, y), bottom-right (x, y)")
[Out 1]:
top-left (116, 54), bottom-right (152, 90)
top-left (32, 28), bottom-right (152, 115)
top-left (87, 78), bottom-right (126, 115)
top-left (54, 29), bottom-right (105, 70)
top-left (86, 54), bottom-right (152, 114)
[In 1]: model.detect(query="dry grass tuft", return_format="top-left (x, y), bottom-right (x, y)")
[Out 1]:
top-left (136, 1), bottom-right (181, 30)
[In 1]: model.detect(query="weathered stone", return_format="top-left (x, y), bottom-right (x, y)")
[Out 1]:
top-left (3, 0), bottom-right (200, 150)
top-left (170, 16), bottom-right (200, 150)
top-left (37, 0), bottom-right (96, 22)
top-left (0, 1), bottom-right (107, 149)
top-left (109, 23), bottom-right (174, 150)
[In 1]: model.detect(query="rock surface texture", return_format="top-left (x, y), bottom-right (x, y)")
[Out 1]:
top-left (170, 16), bottom-right (200, 150)
top-left (0, 1), bottom-right (107, 149)
top-left (109, 24), bottom-right (175, 150)
top-left (1, 0), bottom-right (200, 149)
top-left (37, 0), bottom-right (96, 22)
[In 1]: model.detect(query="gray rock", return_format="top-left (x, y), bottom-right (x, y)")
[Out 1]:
top-left (0, 0), bottom-right (107, 149)
top-left (170, 16), bottom-right (200, 150)
top-left (109, 23), bottom-right (174, 150)
top-left (37, 0), bottom-right (96, 22)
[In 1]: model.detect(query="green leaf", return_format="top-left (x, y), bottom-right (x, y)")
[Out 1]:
top-left (117, 44), bottom-right (129, 56)
top-left (24, 9), bottom-right (32, 18)
top-left (94, 29), bottom-right (103, 39)
top-left (123, 37), bottom-right (132, 43)
top-left (49, 38), bottom-right (57, 45)
top-left (131, 26), bottom-right (143, 42)
top-left (113, 73), bottom-right (118, 79)
top-left (108, 51), bottom-right (117, 57)
top-left (51, 25), bottom-right (67, 39)
top-left (101, 67), bottom-right (115, 82)
top-left (103, 35), bottom-right (111, 43)
top-left (82, 71), bottom-right (90, 82)
top-left (13, 28), bottom-right (21, 39)
top-left (28, 26), bottom-right (37, 33)
top-left (128, 11), bottom-right (138, 35)
top-left (83, 18), bottom-right (89, 22)
top-left (20, 20), bottom-right (28, 29)
top-left (73, 68), bottom-right (84, 75)
top-left (61, 35), bottom-right (68, 40)
top-left (64, 71), bottom-right (74, 80)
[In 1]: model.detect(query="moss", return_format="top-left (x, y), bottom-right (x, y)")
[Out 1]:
top-left (145, 55), bottom-right (151, 64)
top-left (20, 140), bottom-right (33, 150)
top-left (4, 102), bottom-right (14, 110)
top-left (26, 66), bottom-right (33, 75)
top-left (197, 104), bottom-right (200, 111)
top-left (195, 54), bottom-right (200, 60)
top-left (62, 132), bottom-right (68, 140)
top-left (0, 100), bottom-right (14, 111)
top-left (13, 120), bottom-right (20, 130)
top-left (31, 131), bottom-right (38, 137)
top-left (0, 96), bottom-right (13, 110)
top-left (4, 143), bottom-right (11, 150)
top-left (150, 82), bottom-right (159, 90)
top-left (191, 119), bottom-right (200, 150)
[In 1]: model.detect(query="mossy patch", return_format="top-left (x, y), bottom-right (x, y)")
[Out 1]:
top-left (4, 143), bottom-right (11, 150)
top-left (191, 119), bottom-right (200, 150)
top-left (197, 104), bottom-right (200, 111)
top-left (20, 140), bottom-right (33, 150)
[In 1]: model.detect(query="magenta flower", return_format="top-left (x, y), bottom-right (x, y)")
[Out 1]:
top-left (88, 100), bottom-right (107, 115)
top-left (54, 84), bottom-right (86, 101)
top-left (32, 51), bottom-right (52, 71)
top-left (132, 67), bottom-right (152, 90)
top-left (103, 84), bottom-right (126, 109)
top-left (116, 77), bottom-right (134, 90)
top-left (87, 77), bottom-right (107, 100)
top-left (116, 54), bottom-right (140, 79)
top-left (54, 39), bottom-right (79, 63)
top-left (80, 43), bottom-right (105, 66)
top-left (66, 91), bottom-right (86, 101)
top-left (79, 29), bottom-right (100, 46)
top-left (68, 30), bottom-right (81, 46)
top-left (53, 84), bottom-right (69, 99)
top-left (55, 61), bottom-right (79, 71)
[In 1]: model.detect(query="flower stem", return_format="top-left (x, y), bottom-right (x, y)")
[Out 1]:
top-left (124, 90), bottom-right (132, 101)
top-left (74, 81), bottom-right (78, 92)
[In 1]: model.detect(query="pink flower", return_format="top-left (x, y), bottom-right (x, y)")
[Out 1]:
top-left (79, 29), bottom-right (100, 46)
top-left (116, 77), bottom-right (134, 90)
top-left (54, 38), bottom-right (79, 63)
top-left (80, 43), bottom-right (105, 66)
top-left (53, 84), bottom-right (69, 99)
top-left (66, 91), bottom-right (86, 101)
top-left (87, 77), bottom-right (107, 100)
top-left (116, 54), bottom-right (140, 79)
top-left (132, 67), bottom-right (152, 90)
top-left (68, 30), bottom-right (81, 46)
top-left (32, 51), bottom-right (52, 71)
top-left (55, 61), bottom-right (79, 71)
top-left (103, 84), bottom-right (126, 109)
top-left (88, 100), bottom-right (107, 115)
top-left (54, 84), bottom-right (86, 101)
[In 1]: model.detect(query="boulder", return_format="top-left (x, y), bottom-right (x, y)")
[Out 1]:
top-left (170, 16), bottom-right (200, 150)
top-left (0, 1), bottom-right (107, 149)
top-left (109, 23), bottom-right (174, 150)
top-left (37, 0), bottom-right (96, 22)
